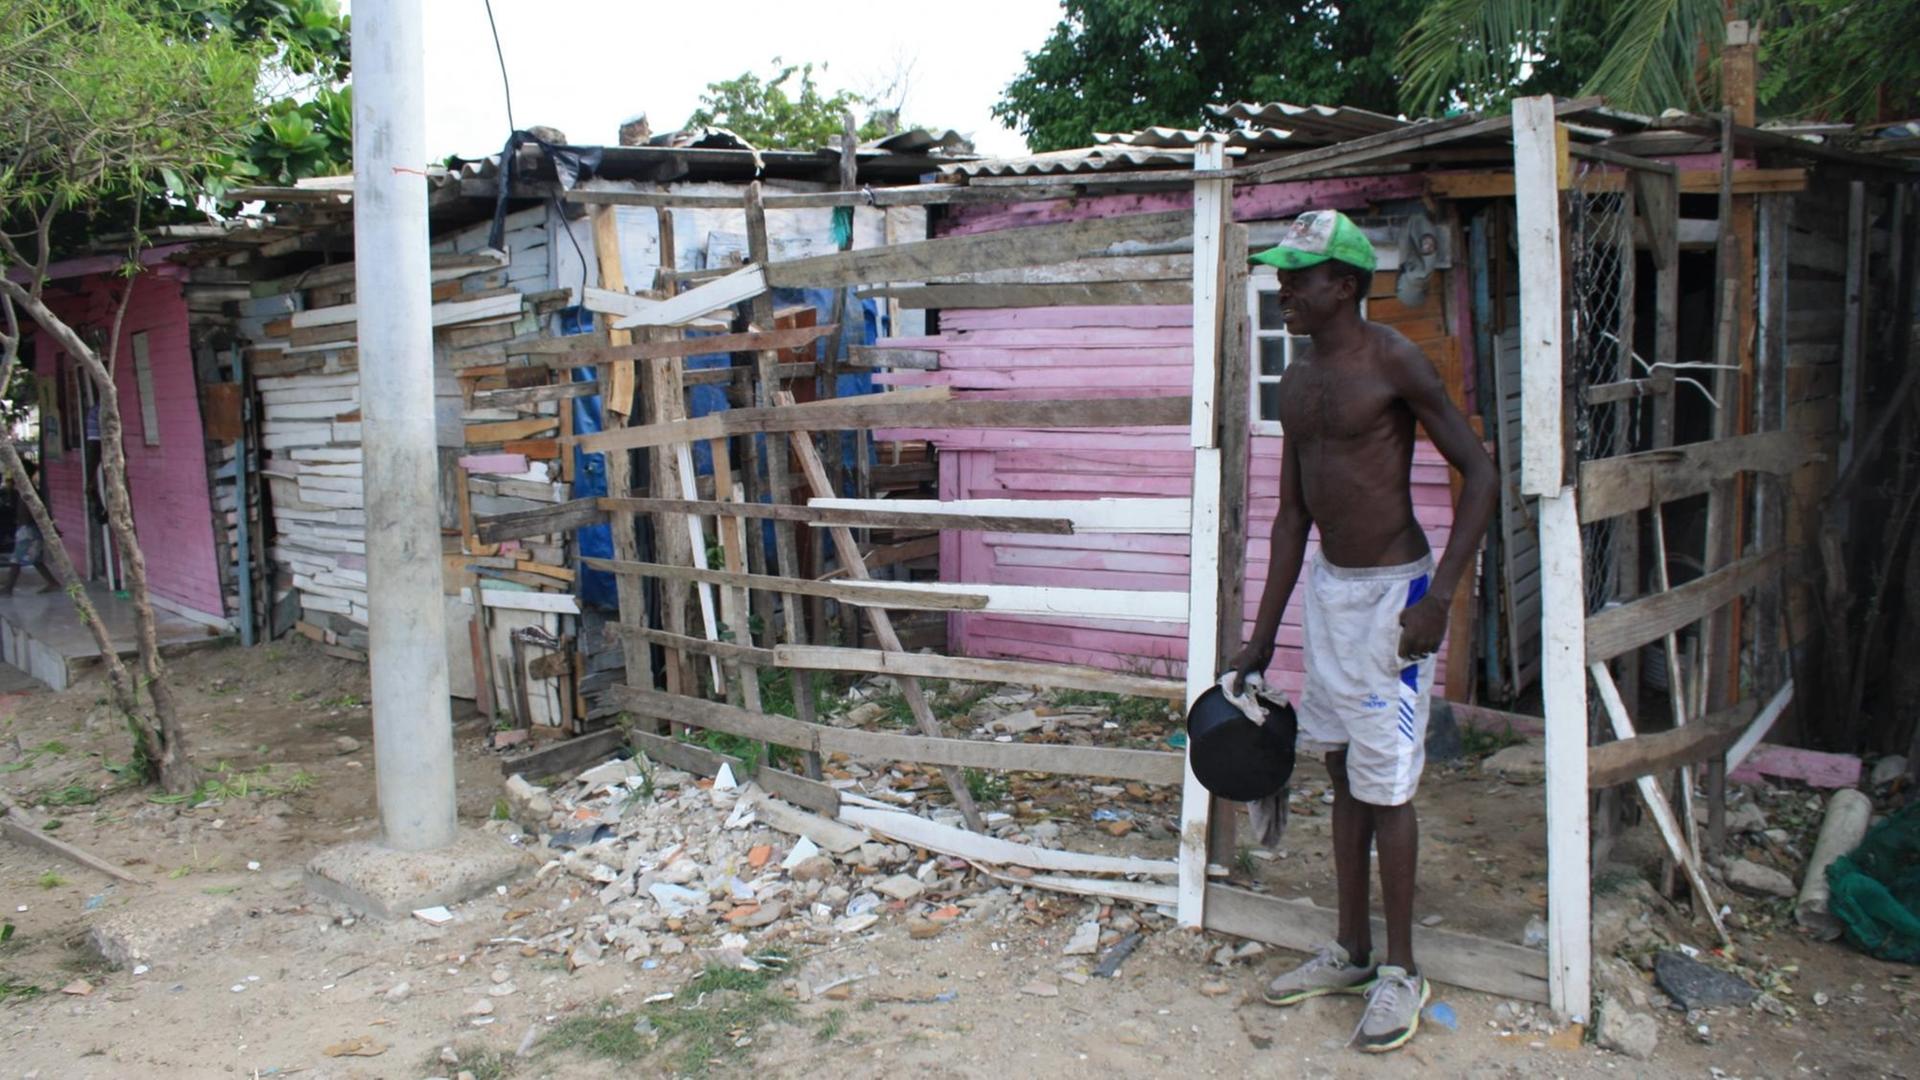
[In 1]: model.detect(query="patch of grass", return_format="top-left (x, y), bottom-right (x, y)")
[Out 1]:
top-left (0, 976), bottom-right (42, 1003)
top-left (38, 783), bottom-right (99, 807)
top-left (543, 961), bottom-right (795, 1077)
top-left (1051, 689), bottom-right (1172, 726)
top-left (1234, 845), bottom-right (1259, 878)
top-left (325, 693), bottom-right (364, 709)
top-left (201, 885), bottom-right (239, 896)
top-left (273, 769), bottom-right (317, 795)
top-left (1459, 721), bottom-right (1526, 759)
top-left (757, 669), bottom-right (839, 725)
top-left (31, 741), bottom-right (69, 756)
top-left (814, 1007), bottom-right (847, 1042)
top-left (437, 1045), bottom-right (512, 1080)
top-left (963, 767), bottom-right (1007, 804)
top-left (37, 871), bottom-right (67, 889)
top-left (491, 798), bottom-right (512, 822)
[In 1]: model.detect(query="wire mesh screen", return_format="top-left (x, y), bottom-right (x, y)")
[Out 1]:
top-left (1567, 162), bottom-right (1635, 619)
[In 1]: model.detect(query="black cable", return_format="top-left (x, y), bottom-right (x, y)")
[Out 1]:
top-left (483, 0), bottom-right (515, 133)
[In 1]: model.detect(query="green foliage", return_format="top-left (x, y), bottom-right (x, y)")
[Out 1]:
top-left (239, 84), bottom-right (352, 186)
top-left (1757, 0), bottom-right (1920, 121)
top-left (0, 0), bottom-right (262, 222)
top-left (38, 783), bottom-right (101, 807)
top-left (685, 60), bottom-right (892, 150)
top-left (1051, 688), bottom-right (1172, 726)
top-left (963, 767), bottom-right (1008, 804)
top-left (37, 871), bottom-right (67, 889)
top-left (542, 961), bottom-right (794, 1076)
top-left (1458, 720), bottom-right (1526, 758)
top-left (995, 0), bottom-right (1426, 153)
top-left (158, 0), bottom-right (350, 80)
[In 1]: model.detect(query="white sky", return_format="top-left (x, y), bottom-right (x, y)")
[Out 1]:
top-left (381, 0), bottom-right (1064, 160)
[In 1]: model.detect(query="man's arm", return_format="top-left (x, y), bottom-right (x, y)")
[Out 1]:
top-left (1390, 338), bottom-right (1498, 658)
top-left (1228, 435), bottom-right (1312, 690)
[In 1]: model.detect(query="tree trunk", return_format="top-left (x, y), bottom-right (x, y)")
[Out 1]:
top-left (90, 384), bottom-right (197, 791)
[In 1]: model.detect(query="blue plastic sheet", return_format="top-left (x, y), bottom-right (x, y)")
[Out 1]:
top-left (569, 360), bottom-right (617, 610)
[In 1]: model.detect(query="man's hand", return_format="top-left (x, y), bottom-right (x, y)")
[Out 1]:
top-left (1396, 593), bottom-right (1449, 662)
top-left (1225, 641), bottom-right (1274, 695)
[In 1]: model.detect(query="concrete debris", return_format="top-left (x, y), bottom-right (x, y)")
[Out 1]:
top-left (487, 744), bottom-right (1178, 985)
top-left (1725, 802), bottom-right (1769, 834)
top-left (1654, 951), bottom-right (1757, 1010)
top-left (1869, 755), bottom-right (1907, 789)
top-left (332, 735), bottom-right (361, 755)
top-left (1595, 997), bottom-right (1658, 1060)
top-left (1723, 857), bottom-right (1796, 899)
top-left (1480, 742), bottom-right (1546, 782)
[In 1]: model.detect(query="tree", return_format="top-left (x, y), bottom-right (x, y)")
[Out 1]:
top-left (685, 60), bottom-right (893, 151)
top-left (0, 0), bottom-right (261, 792)
top-left (1396, 0), bottom-right (1721, 116)
top-left (994, 0), bottom-right (1426, 154)
top-left (1756, 0), bottom-right (1920, 121)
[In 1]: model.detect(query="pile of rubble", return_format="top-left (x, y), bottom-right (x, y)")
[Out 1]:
top-left (494, 741), bottom-right (1181, 974)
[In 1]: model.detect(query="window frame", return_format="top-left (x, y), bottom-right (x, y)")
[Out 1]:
top-left (1247, 265), bottom-right (1367, 436)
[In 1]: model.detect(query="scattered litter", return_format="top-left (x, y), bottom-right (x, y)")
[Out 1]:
top-left (1020, 980), bottom-right (1061, 997)
top-left (1423, 1001), bottom-right (1459, 1031)
top-left (322, 1035), bottom-right (388, 1058)
top-left (60, 979), bottom-right (93, 997)
top-left (412, 906), bottom-right (455, 926)
top-left (1093, 932), bottom-right (1145, 978)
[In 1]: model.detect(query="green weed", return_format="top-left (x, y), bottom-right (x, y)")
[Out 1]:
top-left (1051, 689), bottom-right (1171, 726)
top-left (38, 784), bottom-right (99, 807)
top-left (542, 961), bottom-right (794, 1077)
top-left (1234, 845), bottom-right (1259, 878)
top-left (814, 1007), bottom-right (846, 1042)
top-left (491, 798), bottom-right (512, 822)
top-left (963, 767), bottom-right (1008, 804)
top-left (31, 741), bottom-right (69, 756)
top-left (37, 871), bottom-right (67, 889)
top-left (1459, 722), bottom-right (1526, 759)
top-left (0, 977), bottom-right (42, 1003)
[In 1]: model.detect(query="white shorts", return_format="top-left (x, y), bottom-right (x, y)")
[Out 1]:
top-left (1297, 553), bottom-right (1436, 807)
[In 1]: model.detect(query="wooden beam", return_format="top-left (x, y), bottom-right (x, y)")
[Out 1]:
top-left (609, 685), bottom-right (1185, 784)
top-left (762, 212), bottom-right (1192, 289)
top-left (497, 727), bottom-right (627, 779)
top-left (806, 496), bottom-right (1188, 534)
top-left (840, 804), bottom-right (1177, 877)
top-left (609, 265), bottom-right (767, 330)
top-left (846, 346), bottom-right (939, 370)
top-left (471, 381), bottom-right (598, 409)
top-left (1584, 550), bottom-right (1784, 664)
top-left (596, 495), bottom-right (1075, 535)
top-left (602, 617), bottom-right (777, 667)
top-left (1723, 680), bottom-right (1797, 772)
top-left (1426, 167), bottom-right (1808, 200)
top-left (563, 182), bottom-right (1083, 211)
top-left (1203, 885), bottom-right (1549, 1004)
top-left (584, 557), bottom-right (988, 611)
top-left (1538, 490), bottom-right (1592, 1020)
top-left (1586, 697), bottom-right (1758, 788)
top-left (567, 394), bottom-right (1191, 454)
top-left (772, 644), bottom-right (1185, 700)
top-left (627, 730), bottom-right (839, 817)
top-left (1577, 431), bottom-right (1817, 523)
top-left (473, 497), bottom-right (608, 544)
top-left (1514, 96), bottom-right (1570, 496)
top-left (859, 281), bottom-right (1192, 309)
top-left (517, 324), bottom-right (834, 371)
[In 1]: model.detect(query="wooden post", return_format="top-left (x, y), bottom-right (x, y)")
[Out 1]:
top-left (1209, 222), bottom-right (1252, 866)
top-left (1514, 94), bottom-right (1591, 1022)
top-left (1178, 139), bottom-right (1229, 927)
top-left (780, 398), bottom-right (984, 831)
top-left (743, 182), bottom-right (822, 744)
top-left (589, 205), bottom-right (665, 701)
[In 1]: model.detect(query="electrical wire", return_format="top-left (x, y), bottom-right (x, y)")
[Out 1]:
top-left (483, 0), bottom-right (515, 133)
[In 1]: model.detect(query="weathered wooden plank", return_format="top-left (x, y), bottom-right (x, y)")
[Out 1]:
top-left (519, 324), bottom-right (834, 371)
top-left (595, 495), bottom-right (1075, 535)
top-left (584, 557), bottom-right (989, 611)
top-left (609, 685), bottom-right (1186, 784)
top-left (1586, 697), bottom-right (1758, 788)
top-left (602, 622), bottom-right (778, 668)
top-left (1203, 885), bottom-right (1550, 1004)
top-left (1577, 431), bottom-right (1818, 523)
top-left (568, 394), bottom-right (1191, 454)
top-left (762, 212), bottom-right (1192, 289)
top-left (474, 498), bottom-right (608, 544)
top-left (1584, 550), bottom-right (1784, 664)
top-left (807, 496), bottom-right (1188, 534)
top-left (471, 381), bottom-right (598, 409)
top-left (610, 265), bottom-right (767, 329)
top-left (860, 282), bottom-right (1192, 309)
top-left (840, 805), bottom-right (1177, 877)
top-left (465, 417), bottom-right (558, 445)
top-left (1514, 96), bottom-right (1570, 497)
top-left (845, 346), bottom-right (940, 370)
top-left (497, 727), bottom-right (627, 779)
top-left (771, 644), bottom-right (1185, 700)
top-left (627, 730), bottom-right (840, 817)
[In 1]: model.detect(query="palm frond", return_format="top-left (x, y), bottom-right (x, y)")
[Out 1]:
top-left (1579, 0), bottom-right (1721, 114)
top-left (1397, 0), bottom-right (1566, 115)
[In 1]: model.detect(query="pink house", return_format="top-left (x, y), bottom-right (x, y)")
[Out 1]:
top-left (26, 258), bottom-right (226, 624)
top-left (875, 174), bottom-right (1477, 700)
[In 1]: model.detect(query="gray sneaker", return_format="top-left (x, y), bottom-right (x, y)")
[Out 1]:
top-left (1351, 965), bottom-right (1430, 1052)
top-left (1261, 942), bottom-right (1377, 1006)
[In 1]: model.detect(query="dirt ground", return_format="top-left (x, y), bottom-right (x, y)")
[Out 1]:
top-left (1, 638), bottom-right (1914, 1079)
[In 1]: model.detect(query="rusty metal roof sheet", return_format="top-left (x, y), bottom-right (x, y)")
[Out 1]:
top-left (1093, 127), bottom-right (1298, 150)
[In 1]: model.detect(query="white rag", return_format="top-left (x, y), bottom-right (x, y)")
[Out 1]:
top-left (1216, 671), bottom-right (1292, 848)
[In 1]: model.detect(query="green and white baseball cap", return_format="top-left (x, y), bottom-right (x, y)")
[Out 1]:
top-left (1251, 209), bottom-right (1377, 274)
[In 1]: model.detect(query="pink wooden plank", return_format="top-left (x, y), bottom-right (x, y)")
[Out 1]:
top-left (460, 453), bottom-right (530, 474)
top-left (885, 327), bottom-right (1192, 349)
top-left (876, 367), bottom-right (1185, 390)
top-left (940, 173), bottom-right (1428, 237)
top-left (1729, 744), bottom-right (1863, 789)
top-left (940, 306), bottom-right (1191, 332)
top-left (932, 347), bottom-right (1191, 369)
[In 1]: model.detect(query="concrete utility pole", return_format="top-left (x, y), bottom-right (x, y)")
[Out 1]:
top-left (352, 0), bottom-right (458, 851)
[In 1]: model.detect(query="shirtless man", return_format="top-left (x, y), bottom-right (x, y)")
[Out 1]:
top-left (1227, 210), bottom-right (1497, 1053)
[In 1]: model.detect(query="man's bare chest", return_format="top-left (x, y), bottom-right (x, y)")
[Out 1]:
top-left (1276, 362), bottom-right (1401, 443)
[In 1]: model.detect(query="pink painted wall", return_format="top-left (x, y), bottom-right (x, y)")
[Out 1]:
top-left (33, 271), bottom-right (223, 618)
top-left (879, 302), bottom-right (1456, 698)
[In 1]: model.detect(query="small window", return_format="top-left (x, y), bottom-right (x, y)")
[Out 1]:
top-left (132, 332), bottom-right (160, 446)
top-left (1247, 266), bottom-right (1367, 435)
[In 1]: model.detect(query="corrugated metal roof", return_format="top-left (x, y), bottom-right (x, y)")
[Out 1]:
top-left (1093, 127), bottom-right (1298, 150)
top-left (940, 144), bottom-right (1228, 177)
top-left (1206, 102), bottom-right (1407, 142)
top-left (859, 128), bottom-right (975, 155)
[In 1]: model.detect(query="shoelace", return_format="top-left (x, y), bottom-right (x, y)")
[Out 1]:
top-left (1348, 973), bottom-right (1412, 1046)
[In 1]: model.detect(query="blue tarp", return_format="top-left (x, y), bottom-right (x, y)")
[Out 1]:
top-left (568, 285), bottom-right (886, 610)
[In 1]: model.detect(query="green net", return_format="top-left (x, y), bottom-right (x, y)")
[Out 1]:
top-left (1827, 802), bottom-right (1920, 964)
